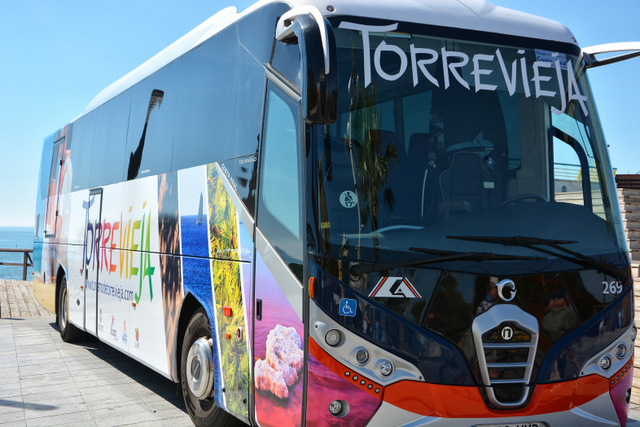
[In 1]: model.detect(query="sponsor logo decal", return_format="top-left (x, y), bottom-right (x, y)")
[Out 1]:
top-left (134, 327), bottom-right (140, 349)
top-left (369, 277), bottom-right (422, 298)
top-left (98, 308), bottom-right (104, 332)
top-left (110, 315), bottom-right (117, 339)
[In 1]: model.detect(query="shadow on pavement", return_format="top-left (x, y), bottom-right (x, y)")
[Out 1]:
top-left (47, 321), bottom-right (187, 413)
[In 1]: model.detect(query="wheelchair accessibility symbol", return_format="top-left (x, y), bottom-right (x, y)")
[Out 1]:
top-left (339, 298), bottom-right (357, 317)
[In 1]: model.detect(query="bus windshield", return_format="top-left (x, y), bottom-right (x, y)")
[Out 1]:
top-left (311, 20), bottom-right (628, 278)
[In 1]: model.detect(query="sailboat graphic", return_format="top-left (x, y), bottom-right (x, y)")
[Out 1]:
top-left (196, 193), bottom-right (204, 225)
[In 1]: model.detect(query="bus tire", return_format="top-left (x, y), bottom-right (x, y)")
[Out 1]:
top-left (180, 308), bottom-right (244, 427)
top-left (57, 276), bottom-right (82, 342)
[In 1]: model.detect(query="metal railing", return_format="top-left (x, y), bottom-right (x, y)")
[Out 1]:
top-left (0, 249), bottom-right (33, 281)
top-left (554, 163), bottom-right (617, 182)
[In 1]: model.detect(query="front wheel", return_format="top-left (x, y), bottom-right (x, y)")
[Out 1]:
top-left (180, 308), bottom-right (244, 427)
top-left (57, 276), bottom-right (83, 342)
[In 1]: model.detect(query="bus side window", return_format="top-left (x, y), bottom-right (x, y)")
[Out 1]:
top-left (257, 83), bottom-right (303, 278)
top-left (125, 60), bottom-right (180, 180)
top-left (553, 136), bottom-right (585, 206)
top-left (69, 111), bottom-right (97, 191)
top-left (39, 136), bottom-right (54, 201)
top-left (89, 92), bottom-right (131, 187)
top-left (44, 137), bottom-right (65, 236)
top-left (551, 114), bottom-right (604, 218)
top-left (270, 41), bottom-right (301, 89)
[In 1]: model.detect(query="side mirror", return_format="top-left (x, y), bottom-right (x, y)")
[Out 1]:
top-left (583, 42), bottom-right (640, 68)
top-left (276, 6), bottom-right (338, 124)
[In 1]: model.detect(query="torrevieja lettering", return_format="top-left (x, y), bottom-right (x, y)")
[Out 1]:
top-left (339, 21), bottom-right (589, 116)
top-left (84, 200), bottom-right (155, 305)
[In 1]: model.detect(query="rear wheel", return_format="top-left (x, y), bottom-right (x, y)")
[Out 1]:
top-left (180, 308), bottom-right (244, 427)
top-left (57, 276), bottom-right (82, 342)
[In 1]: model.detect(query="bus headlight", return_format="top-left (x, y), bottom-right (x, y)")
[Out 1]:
top-left (325, 329), bottom-right (342, 347)
top-left (616, 342), bottom-right (628, 360)
top-left (599, 355), bottom-right (612, 371)
top-left (355, 347), bottom-right (370, 365)
top-left (380, 360), bottom-right (394, 376)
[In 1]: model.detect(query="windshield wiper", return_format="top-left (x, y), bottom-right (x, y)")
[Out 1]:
top-left (349, 249), bottom-right (545, 276)
top-left (447, 235), bottom-right (627, 279)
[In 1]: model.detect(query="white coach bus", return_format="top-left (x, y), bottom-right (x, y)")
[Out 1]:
top-left (34, 0), bottom-right (640, 425)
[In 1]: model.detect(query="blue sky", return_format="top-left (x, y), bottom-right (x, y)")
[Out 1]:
top-left (0, 0), bottom-right (638, 227)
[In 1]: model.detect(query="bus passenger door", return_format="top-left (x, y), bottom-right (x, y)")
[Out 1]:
top-left (83, 189), bottom-right (103, 336)
top-left (253, 78), bottom-right (305, 427)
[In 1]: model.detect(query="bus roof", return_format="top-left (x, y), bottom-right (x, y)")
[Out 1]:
top-left (81, 0), bottom-right (577, 119)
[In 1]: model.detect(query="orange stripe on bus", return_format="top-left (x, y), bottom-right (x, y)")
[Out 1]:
top-left (309, 337), bottom-right (383, 399)
top-left (309, 337), bottom-right (613, 418)
top-left (384, 374), bottom-right (610, 418)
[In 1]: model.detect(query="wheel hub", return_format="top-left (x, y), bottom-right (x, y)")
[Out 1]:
top-left (60, 288), bottom-right (68, 329)
top-left (186, 337), bottom-right (214, 399)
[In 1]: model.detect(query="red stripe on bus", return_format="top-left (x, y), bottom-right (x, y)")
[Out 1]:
top-left (309, 337), bottom-right (384, 399)
top-left (370, 277), bottom-right (388, 297)
top-left (403, 278), bottom-right (421, 298)
top-left (383, 374), bottom-right (610, 418)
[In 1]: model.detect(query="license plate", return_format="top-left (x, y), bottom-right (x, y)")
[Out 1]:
top-left (474, 423), bottom-right (547, 427)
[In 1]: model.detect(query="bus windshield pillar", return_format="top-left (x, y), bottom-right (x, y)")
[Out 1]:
top-left (276, 10), bottom-right (338, 124)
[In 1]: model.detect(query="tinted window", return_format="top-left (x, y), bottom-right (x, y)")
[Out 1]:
top-left (236, 2), bottom-right (290, 63)
top-left (90, 91), bottom-right (131, 187)
top-left (262, 89), bottom-right (299, 237)
top-left (271, 41), bottom-right (300, 88)
top-left (39, 135), bottom-right (55, 199)
top-left (44, 138), bottom-right (64, 235)
top-left (173, 25), bottom-right (264, 170)
top-left (258, 83), bottom-right (302, 276)
top-left (69, 110), bottom-right (97, 191)
top-left (126, 60), bottom-right (180, 180)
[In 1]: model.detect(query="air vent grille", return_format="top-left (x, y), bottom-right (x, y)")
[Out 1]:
top-left (472, 305), bottom-right (539, 408)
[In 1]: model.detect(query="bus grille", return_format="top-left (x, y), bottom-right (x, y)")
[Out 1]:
top-left (472, 304), bottom-right (539, 409)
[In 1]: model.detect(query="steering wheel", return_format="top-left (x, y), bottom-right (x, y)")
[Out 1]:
top-left (498, 193), bottom-right (547, 208)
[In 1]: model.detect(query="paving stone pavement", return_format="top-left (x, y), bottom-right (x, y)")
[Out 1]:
top-left (0, 316), bottom-right (192, 427)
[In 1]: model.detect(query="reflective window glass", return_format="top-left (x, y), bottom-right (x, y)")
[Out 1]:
top-left (44, 138), bottom-right (64, 235)
top-left (69, 110), bottom-right (97, 191)
top-left (271, 41), bottom-right (300, 88)
top-left (261, 87), bottom-right (300, 238)
top-left (258, 82), bottom-right (302, 277)
top-left (172, 26), bottom-right (265, 170)
top-left (39, 135), bottom-right (55, 199)
top-left (89, 91), bottom-right (131, 187)
top-left (126, 60), bottom-right (180, 180)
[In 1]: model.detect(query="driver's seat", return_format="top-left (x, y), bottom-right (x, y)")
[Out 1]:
top-left (439, 151), bottom-right (494, 217)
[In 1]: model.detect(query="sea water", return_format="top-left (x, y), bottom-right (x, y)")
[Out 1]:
top-left (0, 227), bottom-right (34, 280)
